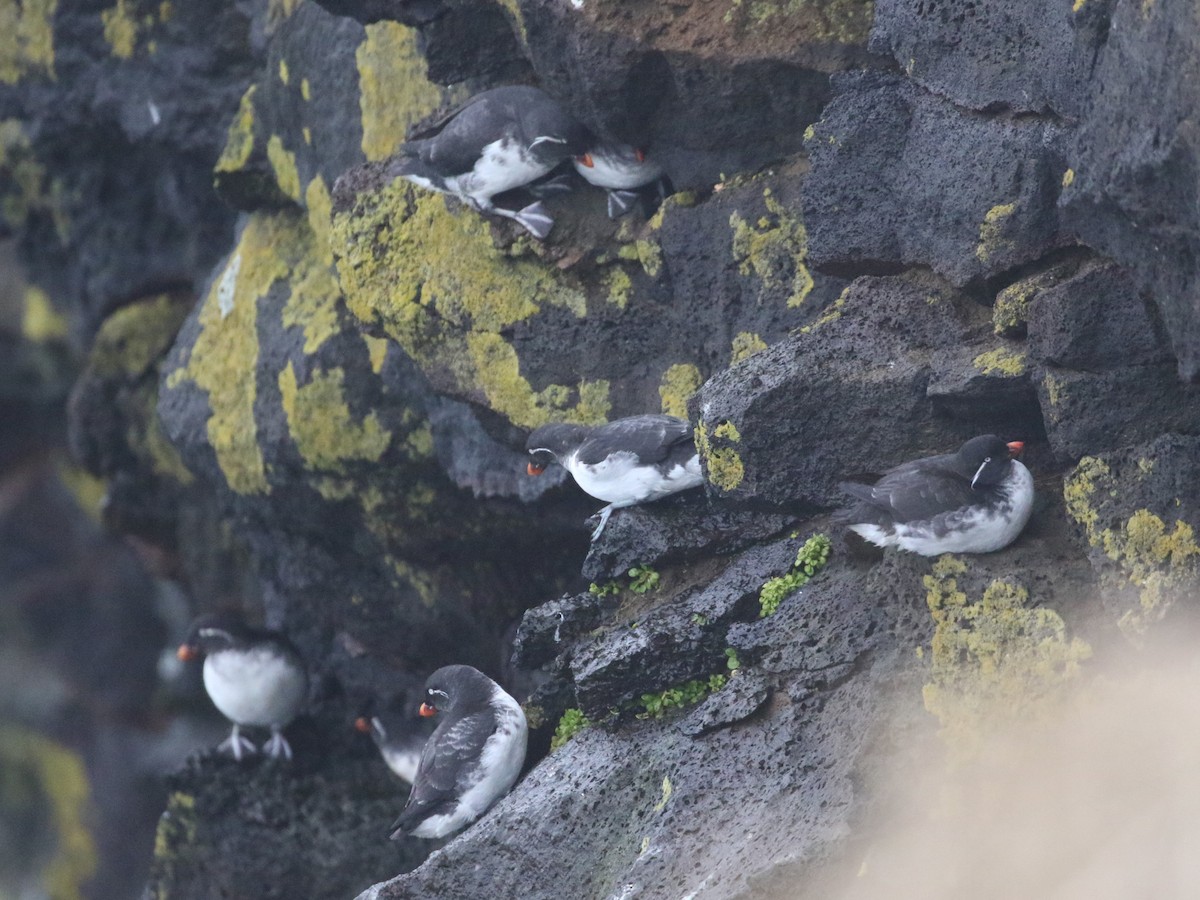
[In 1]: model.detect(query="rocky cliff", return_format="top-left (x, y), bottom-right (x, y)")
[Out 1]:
top-left (1, 0), bottom-right (1199, 897)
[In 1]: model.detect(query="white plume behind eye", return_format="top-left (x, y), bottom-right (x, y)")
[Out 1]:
top-left (198, 627), bottom-right (233, 642)
top-left (529, 136), bottom-right (567, 149)
top-left (529, 447), bottom-right (552, 456)
top-left (971, 457), bottom-right (992, 490)
top-left (428, 689), bottom-right (449, 701)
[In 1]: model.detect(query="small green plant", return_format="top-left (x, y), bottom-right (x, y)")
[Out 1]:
top-left (550, 708), bottom-right (590, 751)
top-left (638, 673), bottom-right (728, 719)
top-left (589, 580), bottom-right (621, 597)
top-left (691, 613), bottom-right (709, 626)
top-left (724, 647), bottom-right (741, 673)
top-left (628, 565), bottom-right (660, 594)
top-left (759, 533), bottom-right (832, 617)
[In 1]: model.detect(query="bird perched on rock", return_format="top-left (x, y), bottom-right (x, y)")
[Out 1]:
top-left (177, 611), bottom-right (308, 761)
top-left (388, 85), bottom-right (591, 239)
top-left (355, 712), bottom-right (429, 784)
top-left (838, 435), bottom-right (1033, 556)
top-left (526, 414), bottom-right (705, 541)
top-left (574, 141), bottom-right (670, 218)
top-left (390, 665), bottom-right (527, 840)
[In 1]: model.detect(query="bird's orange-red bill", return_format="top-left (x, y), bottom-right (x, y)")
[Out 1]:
top-left (1006, 441), bottom-right (1025, 459)
top-left (577, 153), bottom-right (594, 168)
top-left (527, 462), bottom-right (545, 476)
top-left (419, 703), bottom-right (438, 717)
top-left (176, 644), bottom-right (197, 662)
top-left (354, 717), bottom-right (371, 733)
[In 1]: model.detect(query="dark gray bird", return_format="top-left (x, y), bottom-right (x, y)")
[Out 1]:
top-left (390, 666), bottom-right (527, 840)
top-left (177, 611), bottom-right (308, 761)
top-left (526, 414), bottom-right (704, 540)
top-left (574, 141), bottom-right (670, 218)
top-left (390, 85), bottom-right (591, 239)
top-left (838, 435), bottom-right (1033, 556)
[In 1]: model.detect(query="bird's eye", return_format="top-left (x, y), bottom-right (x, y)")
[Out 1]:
top-left (984, 457), bottom-right (991, 463)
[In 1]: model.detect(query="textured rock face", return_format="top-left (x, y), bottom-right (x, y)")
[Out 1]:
top-left (2, 0), bottom-right (1199, 898)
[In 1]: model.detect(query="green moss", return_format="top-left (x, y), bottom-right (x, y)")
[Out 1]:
top-left (550, 708), bottom-right (590, 751)
top-left (922, 564), bottom-right (1092, 755)
top-left (278, 363), bottom-right (392, 472)
top-left (695, 419), bottom-right (745, 492)
top-left (215, 85), bottom-right (257, 175)
top-left (638, 674), bottom-right (728, 718)
top-left (972, 346), bottom-right (1026, 376)
top-left (627, 564), bottom-right (660, 594)
top-left (975, 202), bottom-right (1017, 264)
top-left (266, 134), bottom-right (301, 201)
top-left (729, 188), bottom-right (813, 308)
top-left (730, 331), bottom-right (768, 364)
top-left (658, 363), bottom-right (702, 418)
top-left (333, 179), bottom-right (605, 429)
top-left (0, 0), bottom-right (57, 83)
top-left (356, 21), bottom-right (445, 162)
top-left (758, 533), bottom-right (832, 616)
top-left (0, 726), bottom-right (97, 900)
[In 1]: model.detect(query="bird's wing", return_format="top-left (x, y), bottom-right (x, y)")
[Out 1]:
top-left (573, 415), bottom-right (694, 466)
top-left (414, 94), bottom-right (523, 174)
top-left (857, 461), bottom-right (978, 523)
top-left (391, 710), bottom-right (495, 832)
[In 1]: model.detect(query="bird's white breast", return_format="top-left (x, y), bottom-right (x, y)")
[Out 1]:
top-left (448, 138), bottom-right (554, 203)
top-left (574, 154), bottom-right (662, 190)
top-left (566, 451), bottom-right (703, 505)
top-left (203, 647), bottom-right (306, 728)
top-left (896, 461), bottom-right (1034, 556)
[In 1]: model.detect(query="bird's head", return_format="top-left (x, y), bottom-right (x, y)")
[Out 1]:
top-left (177, 610), bottom-right (251, 662)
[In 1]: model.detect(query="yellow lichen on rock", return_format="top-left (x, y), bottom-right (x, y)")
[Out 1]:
top-left (332, 180), bottom-right (605, 429)
top-left (976, 202), bottom-right (1017, 264)
top-left (0, 726), bottom-right (97, 900)
top-left (266, 135), bottom-right (301, 201)
top-left (659, 363), bottom-right (703, 418)
top-left (0, 118), bottom-right (68, 238)
top-left (101, 0), bottom-right (138, 58)
top-left (363, 334), bottom-right (389, 374)
top-left (729, 188), bottom-right (813, 307)
top-left (730, 331), bottom-right (768, 364)
top-left (922, 561), bottom-right (1091, 755)
top-left (0, 0), bottom-right (57, 83)
top-left (972, 346), bottom-right (1026, 376)
top-left (278, 362), bottom-right (392, 472)
top-left (21, 285), bottom-right (67, 342)
top-left (215, 86), bottom-right (257, 174)
top-left (695, 420), bottom-right (745, 491)
top-left (356, 21), bottom-right (444, 162)
top-left (91, 294), bottom-right (183, 377)
top-left (166, 214), bottom-right (293, 495)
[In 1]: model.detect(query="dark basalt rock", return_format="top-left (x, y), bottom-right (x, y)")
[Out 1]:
top-left (803, 71), bottom-right (1068, 284)
top-left (1059, 0), bottom-right (1200, 381)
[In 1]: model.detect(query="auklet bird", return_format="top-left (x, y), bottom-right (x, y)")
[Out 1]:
top-left (838, 435), bottom-right (1033, 556)
top-left (177, 612), bottom-right (308, 761)
top-left (574, 141), bottom-right (669, 218)
top-left (526, 414), bottom-right (705, 540)
top-left (355, 713), bottom-right (428, 784)
top-left (389, 85), bottom-right (591, 239)
top-left (390, 665), bottom-right (527, 840)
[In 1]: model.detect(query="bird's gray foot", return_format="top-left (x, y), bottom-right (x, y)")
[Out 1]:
top-left (528, 173), bottom-right (576, 198)
top-left (262, 728), bottom-right (294, 761)
top-left (589, 505), bottom-right (615, 542)
top-left (512, 201), bottom-right (554, 239)
top-left (217, 724), bottom-right (257, 761)
top-left (607, 190), bottom-right (640, 219)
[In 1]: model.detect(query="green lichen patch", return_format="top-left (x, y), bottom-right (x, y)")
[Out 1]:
top-left (215, 85), bottom-right (257, 175)
top-left (658, 363), bottom-right (702, 419)
top-left (992, 268), bottom-right (1065, 337)
top-left (921, 562), bottom-right (1092, 755)
top-left (0, 0), bottom-right (57, 83)
top-left (266, 134), bottom-right (301, 201)
top-left (975, 202), bottom-right (1018, 265)
top-left (101, 0), bottom-right (165, 59)
top-left (278, 362), bottom-right (392, 472)
top-left (730, 331), bottom-right (768, 364)
top-left (695, 419), bottom-right (745, 492)
top-left (972, 346), bottom-right (1026, 377)
top-left (91, 294), bottom-right (187, 378)
top-left (550, 708), bottom-right (590, 751)
top-left (333, 179), bottom-right (605, 429)
top-left (758, 533), bottom-right (832, 617)
top-left (604, 266), bottom-right (633, 309)
top-left (729, 188), bottom-right (813, 308)
top-left (21, 285), bottom-right (67, 342)
top-left (356, 21), bottom-right (445, 162)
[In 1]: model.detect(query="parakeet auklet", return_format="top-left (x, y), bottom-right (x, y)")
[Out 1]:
top-left (355, 712), bottom-right (429, 784)
top-left (389, 85), bottom-right (590, 239)
top-left (177, 611), bottom-right (308, 761)
top-left (389, 665), bottom-right (527, 840)
top-left (838, 435), bottom-right (1034, 556)
top-left (574, 141), bottom-right (670, 218)
top-left (526, 414), bottom-right (704, 540)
